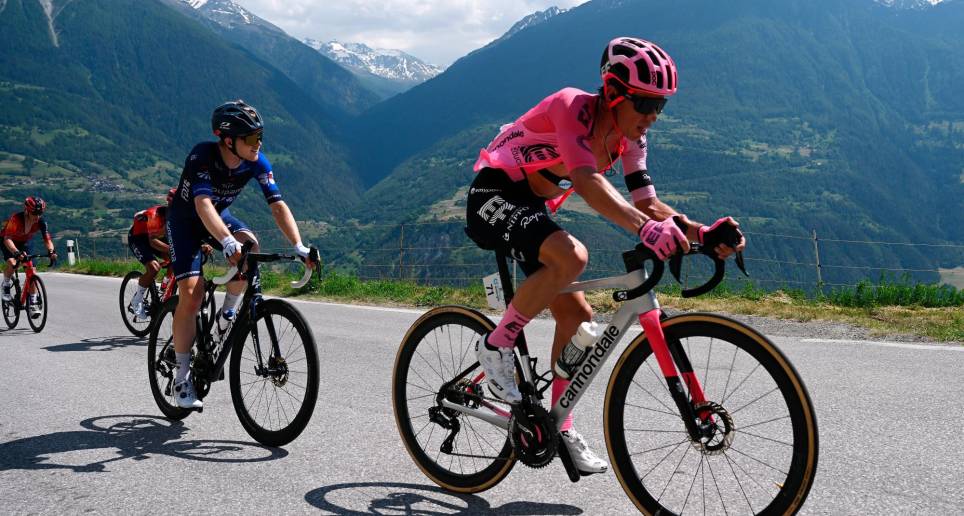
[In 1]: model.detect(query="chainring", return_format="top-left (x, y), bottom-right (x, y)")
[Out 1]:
top-left (509, 404), bottom-right (557, 468)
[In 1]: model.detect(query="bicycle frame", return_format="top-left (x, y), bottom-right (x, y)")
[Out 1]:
top-left (439, 255), bottom-right (712, 442)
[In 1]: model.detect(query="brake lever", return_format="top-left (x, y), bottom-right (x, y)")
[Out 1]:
top-left (734, 251), bottom-right (748, 277)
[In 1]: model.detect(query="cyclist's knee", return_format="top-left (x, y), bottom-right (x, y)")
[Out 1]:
top-left (540, 233), bottom-right (588, 279)
top-left (175, 277), bottom-right (204, 313)
top-left (235, 231), bottom-right (259, 251)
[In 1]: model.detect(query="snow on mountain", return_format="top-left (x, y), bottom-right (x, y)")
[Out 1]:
top-left (875, 0), bottom-right (947, 8)
top-left (178, 0), bottom-right (281, 32)
top-left (304, 39), bottom-right (443, 84)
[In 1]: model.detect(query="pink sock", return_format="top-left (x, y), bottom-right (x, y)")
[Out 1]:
top-left (488, 302), bottom-right (531, 348)
top-left (551, 377), bottom-right (574, 432)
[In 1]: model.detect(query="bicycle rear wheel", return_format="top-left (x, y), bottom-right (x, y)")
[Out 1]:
top-left (392, 306), bottom-right (515, 494)
top-left (26, 275), bottom-right (47, 332)
top-left (2, 276), bottom-right (20, 329)
top-left (229, 299), bottom-right (318, 447)
top-left (120, 271), bottom-right (153, 337)
top-left (605, 314), bottom-right (818, 515)
top-left (147, 297), bottom-right (192, 420)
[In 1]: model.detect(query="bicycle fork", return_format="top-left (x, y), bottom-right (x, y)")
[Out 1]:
top-left (638, 309), bottom-right (714, 442)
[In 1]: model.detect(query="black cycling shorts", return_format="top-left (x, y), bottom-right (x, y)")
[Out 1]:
top-left (465, 168), bottom-right (563, 276)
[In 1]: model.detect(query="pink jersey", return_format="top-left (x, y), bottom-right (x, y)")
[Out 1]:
top-left (473, 87), bottom-right (654, 211)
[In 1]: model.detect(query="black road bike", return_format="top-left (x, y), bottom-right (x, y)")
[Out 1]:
top-left (147, 243), bottom-right (321, 446)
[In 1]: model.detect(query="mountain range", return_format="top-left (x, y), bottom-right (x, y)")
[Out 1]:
top-left (0, 0), bottom-right (961, 287)
top-left (305, 40), bottom-right (442, 99)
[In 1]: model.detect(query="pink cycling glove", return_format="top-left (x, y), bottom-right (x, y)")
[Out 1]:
top-left (639, 217), bottom-right (688, 260)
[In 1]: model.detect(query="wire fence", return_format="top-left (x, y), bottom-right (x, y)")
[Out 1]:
top-left (60, 220), bottom-right (964, 293)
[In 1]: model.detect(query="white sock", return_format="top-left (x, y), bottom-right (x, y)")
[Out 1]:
top-left (132, 285), bottom-right (147, 305)
top-left (175, 352), bottom-right (191, 383)
top-left (29, 294), bottom-right (38, 303)
top-left (222, 292), bottom-right (241, 314)
top-left (2, 278), bottom-right (10, 287)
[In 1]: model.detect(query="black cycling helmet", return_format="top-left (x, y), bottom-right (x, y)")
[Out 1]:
top-left (211, 99), bottom-right (263, 138)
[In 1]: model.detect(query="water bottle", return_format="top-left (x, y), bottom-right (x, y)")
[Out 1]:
top-left (554, 321), bottom-right (599, 380)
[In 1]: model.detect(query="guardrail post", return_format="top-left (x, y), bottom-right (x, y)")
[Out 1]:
top-left (812, 229), bottom-right (823, 294)
top-left (398, 223), bottom-right (405, 280)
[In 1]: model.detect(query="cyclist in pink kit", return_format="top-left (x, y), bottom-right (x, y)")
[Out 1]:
top-left (465, 37), bottom-right (745, 474)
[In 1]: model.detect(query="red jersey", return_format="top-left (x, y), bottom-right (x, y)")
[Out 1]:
top-left (1, 212), bottom-right (52, 244)
top-left (131, 206), bottom-right (167, 239)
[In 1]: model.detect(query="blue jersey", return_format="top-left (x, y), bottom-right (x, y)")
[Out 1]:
top-left (169, 142), bottom-right (282, 220)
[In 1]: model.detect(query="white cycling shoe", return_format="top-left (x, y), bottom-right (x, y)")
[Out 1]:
top-left (173, 379), bottom-right (203, 409)
top-left (561, 429), bottom-right (609, 475)
top-left (475, 336), bottom-right (522, 404)
top-left (131, 301), bottom-right (148, 320)
top-left (28, 302), bottom-right (41, 319)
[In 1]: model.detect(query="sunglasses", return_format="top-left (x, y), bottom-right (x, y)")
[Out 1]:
top-left (239, 131), bottom-right (263, 146)
top-left (626, 95), bottom-right (668, 115)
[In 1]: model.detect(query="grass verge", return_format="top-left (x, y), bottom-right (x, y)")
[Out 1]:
top-left (57, 259), bottom-right (963, 342)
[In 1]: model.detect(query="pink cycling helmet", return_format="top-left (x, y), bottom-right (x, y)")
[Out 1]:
top-left (601, 37), bottom-right (678, 99)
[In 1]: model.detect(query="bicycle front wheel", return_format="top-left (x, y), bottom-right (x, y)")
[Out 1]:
top-left (605, 313), bottom-right (818, 515)
top-left (392, 306), bottom-right (515, 494)
top-left (229, 299), bottom-right (319, 447)
top-left (2, 276), bottom-right (21, 329)
top-left (26, 275), bottom-right (48, 332)
top-left (120, 271), bottom-right (152, 337)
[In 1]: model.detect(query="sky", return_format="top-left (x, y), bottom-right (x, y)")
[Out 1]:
top-left (233, 1), bottom-right (588, 66)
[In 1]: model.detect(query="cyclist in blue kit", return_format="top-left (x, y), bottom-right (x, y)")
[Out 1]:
top-left (167, 100), bottom-right (316, 409)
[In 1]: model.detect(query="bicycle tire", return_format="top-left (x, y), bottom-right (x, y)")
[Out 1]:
top-left (605, 313), bottom-right (818, 515)
top-left (147, 297), bottom-right (192, 420)
top-left (392, 306), bottom-right (516, 493)
top-left (26, 275), bottom-right (47, 333)
top-left (120, 271), bottom-right (152, 337)
top-left (229, 299), bottom-right (319, 447)
top-left (2, 275), bottom-right (20, 329)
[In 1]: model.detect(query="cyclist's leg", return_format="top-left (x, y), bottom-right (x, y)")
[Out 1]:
top-left (167, 216), bottom-right (206, 384)
top-left (130, 231), bottom-right (160, 288)
top-left (466, 168), bottom-right (587, 349)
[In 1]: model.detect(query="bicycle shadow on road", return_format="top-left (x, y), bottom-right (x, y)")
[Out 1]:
top-left (0, 414), bottom-right (287, 473)
top-left (305, 481), bottom-right (582, 515)
top-left (43, 335), bottom-right (146, 353)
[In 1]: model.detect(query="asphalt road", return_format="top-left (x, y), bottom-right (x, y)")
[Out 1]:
top-left (1, 273), bottom-right (962, 515)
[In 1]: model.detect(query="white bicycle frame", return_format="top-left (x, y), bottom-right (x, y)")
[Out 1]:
top-left (438, 267), bottom-right (661, 431)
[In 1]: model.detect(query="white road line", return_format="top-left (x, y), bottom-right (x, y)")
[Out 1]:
top-left (800, 338), bottom-right (964, 352)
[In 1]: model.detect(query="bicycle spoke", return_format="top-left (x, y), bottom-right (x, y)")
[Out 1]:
top-left (639, 440), bottom-right (687, 481)
top-left (736, 429), bottom-right (793, 447)
top-left (727, 446), bottom-right (789, 477)
top-left (737, 415), bottom-right (790, 431)
top-left (720, 363), bottom-right (761, 406)
top-left (625, 402), bottom-right (679, 418)
top-left (722, 449), bottom-right (756, 514)
top-left (729, 387), bottom-right (779, 416)
top-left (631, 378), bottom-right (678, 416)
top-left (704, 453), bottom-right (729, 516)
top-left (631, 438), bottom-right (689, 458)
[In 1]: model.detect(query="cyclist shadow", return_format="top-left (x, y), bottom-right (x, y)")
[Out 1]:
top-left (43, 335), bottom-right (146, 353)
top-left (0, 327), bottom-right (35, 336)
top-left (0, 414), bottom-right (287, 473)
top-left (304, 481), bottom-right (583, 515)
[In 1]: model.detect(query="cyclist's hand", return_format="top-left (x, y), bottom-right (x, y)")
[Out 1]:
top-left (48, 251), bottom-right (58, 267)
top-left (294, 242), bottom-right (317, 269)
top-left (15, 251), bottom-right (27, 263)
top-left (698, 217), bottom-right (746, 260)
top-left (200, 244), bottom-right (214, 256)
top-left (639, 216), bottom-right (690, 260)
top-left (220, 236), bottom-right (243, 266)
